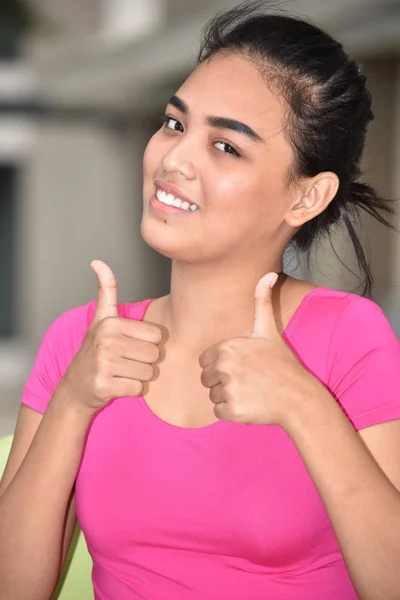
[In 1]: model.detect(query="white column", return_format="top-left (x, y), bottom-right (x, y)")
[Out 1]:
top-left (24, 119), bottom-right (170, 345)
top-left (101, 0), bottom-right (165, 42)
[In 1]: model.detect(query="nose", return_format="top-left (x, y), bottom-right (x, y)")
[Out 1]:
top-left (161, 137), bottom-right (197, 180)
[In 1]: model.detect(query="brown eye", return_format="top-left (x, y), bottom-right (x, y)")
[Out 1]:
top-left (214, 141), bottom-right (240, 157)
top-left (159, 115), bottom-right (184, 133)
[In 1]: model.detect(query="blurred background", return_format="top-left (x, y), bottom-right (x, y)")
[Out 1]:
top-left (0, 0), bottom-right (399, 436)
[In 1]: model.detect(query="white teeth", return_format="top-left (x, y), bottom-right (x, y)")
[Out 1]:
top-left (155, 187), bottom-right (198, 211)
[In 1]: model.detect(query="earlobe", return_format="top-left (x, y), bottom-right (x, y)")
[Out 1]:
top-left (285, 172), bottom-right (339, 227)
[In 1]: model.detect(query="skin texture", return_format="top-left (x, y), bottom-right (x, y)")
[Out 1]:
top-left (141, 53), bottom-right (338, 351)
top-left (139, 52), bottom-right (400, 600)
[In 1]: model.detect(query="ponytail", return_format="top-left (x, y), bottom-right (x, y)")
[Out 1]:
top-left (336, 181), bottom-right (397, 297)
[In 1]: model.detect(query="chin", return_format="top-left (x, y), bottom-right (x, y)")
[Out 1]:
top-left (140, 218), bottom-right (197, 261)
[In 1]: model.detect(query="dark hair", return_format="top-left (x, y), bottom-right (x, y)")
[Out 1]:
top-left (198, 0), bottom-right (397, 297)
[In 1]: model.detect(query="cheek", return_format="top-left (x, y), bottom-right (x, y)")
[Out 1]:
top-left (204, 170), bottom-right (265, 220)
top-left (202, 167), bottom-right (286, 243)
top-left (204, 171), bottom-right (246, 212)
top-left (143, 136), bottom-right (156, 167)
top-left (200, 174), bottom-right (260, 243)
top-left (143, 134), bottom-right (160, 187)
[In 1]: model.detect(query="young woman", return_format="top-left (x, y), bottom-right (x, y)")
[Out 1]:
top-left (1, 2), bottom-right (400, 599)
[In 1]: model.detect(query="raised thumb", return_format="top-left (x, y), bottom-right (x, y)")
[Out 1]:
top-left (90, 260), bottom-right (118, 321)
top-left (251, 272), bottom-right (279, 339)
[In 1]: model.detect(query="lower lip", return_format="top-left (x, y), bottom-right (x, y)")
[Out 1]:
top-left (150, 193), bottom-right (196, 216)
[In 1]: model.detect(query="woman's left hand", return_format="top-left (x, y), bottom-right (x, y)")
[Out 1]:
top-left (199, 273), bottom-right (319, 428)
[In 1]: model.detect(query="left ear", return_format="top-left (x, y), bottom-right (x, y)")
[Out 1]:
top-left (285, 172), bottom-right (339, 227)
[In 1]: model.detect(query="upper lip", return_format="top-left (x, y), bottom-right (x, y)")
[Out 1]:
top-left (154, 180), bottom-right (198, 207)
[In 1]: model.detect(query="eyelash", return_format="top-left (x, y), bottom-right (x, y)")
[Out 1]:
top-left (158, 115), bottom-right (241, 158)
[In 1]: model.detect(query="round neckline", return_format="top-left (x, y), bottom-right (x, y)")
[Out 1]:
top-left (135, 285), bottom-right (328, 435)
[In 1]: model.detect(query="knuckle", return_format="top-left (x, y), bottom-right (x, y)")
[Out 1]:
top-left (92, 354), bottom-right (107, 379)
top-left (220, 370), bottom-right (231, 386)
top-left (209, 386), bottom-right (217, 403)
top-left (213, 404), bottom-right (221, 419)
top-left (93, 374), bottom-right (108, 399)
top-left (221, 339), bottom-right (235, 353)
top-left (149, 325), bottom-right (163, 344)
top-left (217, 358), bottom-right (231, 375)
top-left (138, 323), bottom-right (163, 345)
top-left (218, 346), bottom-right (233, 361)
top-left (141, 363), bottom-right (154, 382)
top-left (230, 402), bottom-right (244, 420)
top-left (132, 380), bottom-right (144, 397)
top-left (200, 369), bottom-right (210, 387)
top-left (149, 344), bottom-right (161, 363)
top-left (95, 333), bottom-right (116, 355)
top-left (95, 337), bottom-right (109, 353)
top-left (98, 316), bottom-right (117, 334)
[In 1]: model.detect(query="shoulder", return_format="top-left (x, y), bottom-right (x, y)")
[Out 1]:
top-left (294, 285), bottom-right (396, 345)
top-left (317, 291), bottom-right (400, 428)
top-left (309, 288), bottom-right (398, 349)
top-left (294, 287), bottom-right (400, 429)
top-left (304, 286), bottom-right (399, 375)
top-left (287, 285), bottom-right (398, 381)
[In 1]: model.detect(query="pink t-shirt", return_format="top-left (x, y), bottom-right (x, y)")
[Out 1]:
top-left (20, 287), bottom-right (400, 599)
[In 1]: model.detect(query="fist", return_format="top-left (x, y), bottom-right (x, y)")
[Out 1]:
top-left (199, 273), bottom-right (312, 427)
top-left (62, 260), bottom-right (163, 414)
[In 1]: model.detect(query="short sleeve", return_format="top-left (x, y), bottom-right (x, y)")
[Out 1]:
top-left (327, 296), bottom-right (400, 430)
top-left (20, 302), bottom-right (96, 414)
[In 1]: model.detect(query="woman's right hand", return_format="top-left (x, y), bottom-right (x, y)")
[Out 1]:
top-left (60, 260), bottom-right (163, 414)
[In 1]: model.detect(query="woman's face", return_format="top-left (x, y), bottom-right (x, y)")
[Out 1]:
top-left (141, 52), bottom-right (298, 264)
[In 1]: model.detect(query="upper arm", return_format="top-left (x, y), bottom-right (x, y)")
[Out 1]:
top-left (359, 420), bottom-right (400, 494)
top-left (327, 297), bottom-right (400, 430)
top-left (326, 298), bottom-right (400, 493)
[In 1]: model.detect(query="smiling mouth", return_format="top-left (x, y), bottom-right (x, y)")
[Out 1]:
top-left (155, 187), bottom-right (199, 212)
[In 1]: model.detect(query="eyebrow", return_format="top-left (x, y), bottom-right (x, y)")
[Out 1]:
top-left (167, 95), bottom-right (264, 143)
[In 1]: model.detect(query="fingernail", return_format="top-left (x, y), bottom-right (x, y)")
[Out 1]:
top-left (270, 274), bottom-right (279, 288)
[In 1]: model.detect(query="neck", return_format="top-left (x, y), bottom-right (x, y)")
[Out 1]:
top-left (158, 256), bottom-right (284, 353)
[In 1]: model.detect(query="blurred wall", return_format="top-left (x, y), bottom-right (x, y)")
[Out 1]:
top-left (21, 120), bottom-right (171, 343)
top-left (363, 58), bottom-right (400, 324)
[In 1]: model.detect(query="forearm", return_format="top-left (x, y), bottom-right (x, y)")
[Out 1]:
top-left (0, 384), bottom-right (93, 600)
top-left (284, 379), bottom-right (400, 600)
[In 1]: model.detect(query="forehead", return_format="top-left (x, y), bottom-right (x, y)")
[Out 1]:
top-left (175, 53), bottom-right (286, 138)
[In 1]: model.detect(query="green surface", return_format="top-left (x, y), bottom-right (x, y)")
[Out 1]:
top-left (0, 435), bottom-right (94, 599)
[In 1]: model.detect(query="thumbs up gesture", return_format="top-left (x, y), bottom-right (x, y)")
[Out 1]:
top-left (62, 260), bottom-right (163, 415)
top-left (199, 273), bottom-right (314, 428)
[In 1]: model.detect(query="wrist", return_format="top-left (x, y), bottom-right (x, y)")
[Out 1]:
top-left (282, 371), bottom-right (333, 436)
top-left (51, 380), bottom-right (98, 424)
